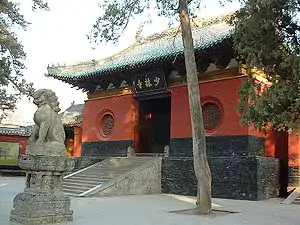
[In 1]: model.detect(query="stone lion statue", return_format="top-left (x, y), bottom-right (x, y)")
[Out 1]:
top-left (26, 89), bottom-right (66, 156)
top-left (127, 146), bottom-right (135, 157)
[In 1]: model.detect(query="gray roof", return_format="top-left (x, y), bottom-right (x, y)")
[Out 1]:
top-left (60, 104), bottom-right (84, 126)
top-left (0, 104), bottom-right (84, 137)
top-left (47, 22), bottom-right (233, 80)
top-left (0, 126), bottom-right (33, 137)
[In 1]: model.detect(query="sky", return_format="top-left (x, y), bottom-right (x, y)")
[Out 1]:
top-left (3, 0), bottom-right (240, 126)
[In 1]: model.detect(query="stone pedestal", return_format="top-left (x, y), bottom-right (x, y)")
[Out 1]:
top-left (10, 155), bottom-right (74, 224)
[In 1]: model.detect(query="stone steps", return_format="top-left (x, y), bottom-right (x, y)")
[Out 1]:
top-left (291, 188), bottom-right (300, 205)
top-left (282, 187), bottom-right (300, 205)
top-left (293, 197), bottom-right (300, 205)
top-left (63, 179), bottom-right (100, 185)
top-left (63, 182), bottom-right (99, 189)
top-left (62, 157), bottom-right (159, 197)
top-left (66, 176), bottom-right (104, 182)
top-left (63, 187), bottom-right (87, 195)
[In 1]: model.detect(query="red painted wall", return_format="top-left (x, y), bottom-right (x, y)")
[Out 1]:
top-left (289, 133), bottom-right (300, 167)
top-left (73, 126), bottom-right (82, 157)
top-left (81, 75), bottom-right (297, 167)
top-left (82, 94), bottom-right (137, 143)
top-left (0, 135), bottom-right (28, 155)
top-left (170, 77), bottom-right (248, 138)
top-left (169, 76), bottom-right (282, 159)
top-left (264, 129), bottom-right (276, 157)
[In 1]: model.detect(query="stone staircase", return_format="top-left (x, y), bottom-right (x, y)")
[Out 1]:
top-left (63, 157), bottom-right (162, 197)
top-left (281, 187), bottom-right (300, 205)
top-left (292, 195), bottom-right (300, 205)
top-left (291, 187), bottom-right (300, 205)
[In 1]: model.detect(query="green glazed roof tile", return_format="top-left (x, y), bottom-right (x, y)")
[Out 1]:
top-left (47, 22), bottom-right (233, 80)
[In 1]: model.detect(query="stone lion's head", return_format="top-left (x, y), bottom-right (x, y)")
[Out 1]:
top-left (33, 89), bottom-right (61, 113)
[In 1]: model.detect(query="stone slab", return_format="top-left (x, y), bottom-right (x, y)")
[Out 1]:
top-left (10, 192), bottom-right (73, 224)
top-left (90, 157), bottom-right (162, 197)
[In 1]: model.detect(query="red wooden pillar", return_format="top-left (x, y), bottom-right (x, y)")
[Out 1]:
top-left (288, 132), bottom-right (300, 187)
top-left (73, 126), bottom-right (82, 157)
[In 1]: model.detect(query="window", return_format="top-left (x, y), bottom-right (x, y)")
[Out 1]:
top-left (202, 101), bottom-right (222, 133)
top-left (100, 113), bottom-right (115, 138)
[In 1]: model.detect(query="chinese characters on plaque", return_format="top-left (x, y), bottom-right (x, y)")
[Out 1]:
top-left (133, 71), bottom-right (166, 95)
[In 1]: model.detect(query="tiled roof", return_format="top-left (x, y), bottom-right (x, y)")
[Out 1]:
top-left (0, 126), bottom-right (33, 137)
top-left (60, 104), bottom-right (84, 126)
top-left (47, 22), bottom-right (233, 80)
top-left (0, 105), bottom-right (84, 137)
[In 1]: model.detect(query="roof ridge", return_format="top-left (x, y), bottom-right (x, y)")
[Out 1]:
top-left (136, 12), bottom-right (234, 44)
top-left (47, 16), bottom-right (233, 79)
top-left (47, 13), bottom-right (234, 71)
top-left (0, 126), bottom-right (33, 136)
top-left (47, 42), bottom-right (141, 71)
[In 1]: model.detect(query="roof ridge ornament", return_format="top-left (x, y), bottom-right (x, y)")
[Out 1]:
top-left (107, 83), bottom-right (115, 90)
top-left (46, 15), bottom-right (234, 80)
top-left (94, 85), bottom-right (102, 91)
top-left (205, 63), bottom-right (219, 73)
top-left (135, 23), bottom-right (145, 44)
top-left (140, 12), bottom-right (234, 43)
top-left (120, 80), bottom-right (128, 88)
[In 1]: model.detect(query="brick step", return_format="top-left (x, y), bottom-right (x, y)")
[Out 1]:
top-left (67, 175), bottom-right (107, 181)
top-left (84, 166), bottom-right (138, 171)
top-left (80, 176), bottom-right (116, 181)
top-left (65, 178), bottom-right (110, 185)
top-left (63, 192), bottom-right (80, 197)
top-left (63, 182), bottom-right (100, 189)
top-left (62, 157), bottom-right (160, 197)
top-left (63, 179), bottom-right (100, 185)
top-left (78, 171), bottom-right (127, 176)
top-left (76, 170), bottom-right (133, 177)
top-left (95, 161), bottom-right (149, 168)
top-left (64, 179), bottom-right (108, 185)
top-left (72, 174), bottom-right (113, 178)
top-left (93, 165), bottom-right (145, 170)
top-left (63, 185), bottom-right (89, 191)
top-left (63, 186), bottom-right (91, 193)
top-left (66, 177), bottom-right (114, 184)
top-left (79, 168), bottom-right (134, 173)
top-left (63, 187), bottom-right (86, 195)
top-left (293, 198), bottom-right (300, 205)
top-left (76, 173), bottom-right (129, 178)
top-left (90, 164), bottom-right (148, 171)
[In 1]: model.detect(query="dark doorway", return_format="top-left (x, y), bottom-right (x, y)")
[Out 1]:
top-left (275, 131), bottom-right (289, 197)
top-left (65, 128), bottom-right (74, 156)
top-left (137, 97), bottom-right (171, 154)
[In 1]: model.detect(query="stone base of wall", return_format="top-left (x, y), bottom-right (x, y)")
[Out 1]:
top-left (81, 140), bottom-right (133, 157)
top-left (72, 156), bottom-right (105, 172)
top-left (169, 136), bottom-right (265, 158)
top-left (162, 156), bottom-right (279, 200)
top-left (90, 157), bottom-right (162, 197)
top-left (289, 166), bottom-right (300, 187)
top-left (10, 192), bottom-right (72, 224)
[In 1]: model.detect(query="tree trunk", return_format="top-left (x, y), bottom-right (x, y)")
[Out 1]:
top-left (178, 0), bottom-right (212, 215)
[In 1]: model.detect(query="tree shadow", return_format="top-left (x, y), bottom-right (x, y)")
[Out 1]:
top-left (169, 208), bottom-right (238, 218)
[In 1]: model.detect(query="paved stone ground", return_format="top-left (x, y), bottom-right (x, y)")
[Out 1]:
top-left (1, 176), bottom-right (300, 225)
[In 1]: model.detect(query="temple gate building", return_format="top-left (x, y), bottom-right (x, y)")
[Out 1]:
top-left (47, 19), bottom-right (300, 200)
top-left (0, 105), bottom-right (84, 171)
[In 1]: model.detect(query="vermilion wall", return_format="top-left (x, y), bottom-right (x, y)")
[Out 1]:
top-left (73, 126), bottom-right (82, 157)
top-left (82, 94), bottom-right (137, 143)
top-left (0, 135), bottom-right (28, 155)
top-left (264, 129), bottom-right (276, 157)
top-left (289, 133), bottom-right (300, 167)
top-left (81, 75), bottom-right (296, 165)
top-left (169, 76), bottom-right (283, 159)
top-left (170, 76), bottom-right (248, 138)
